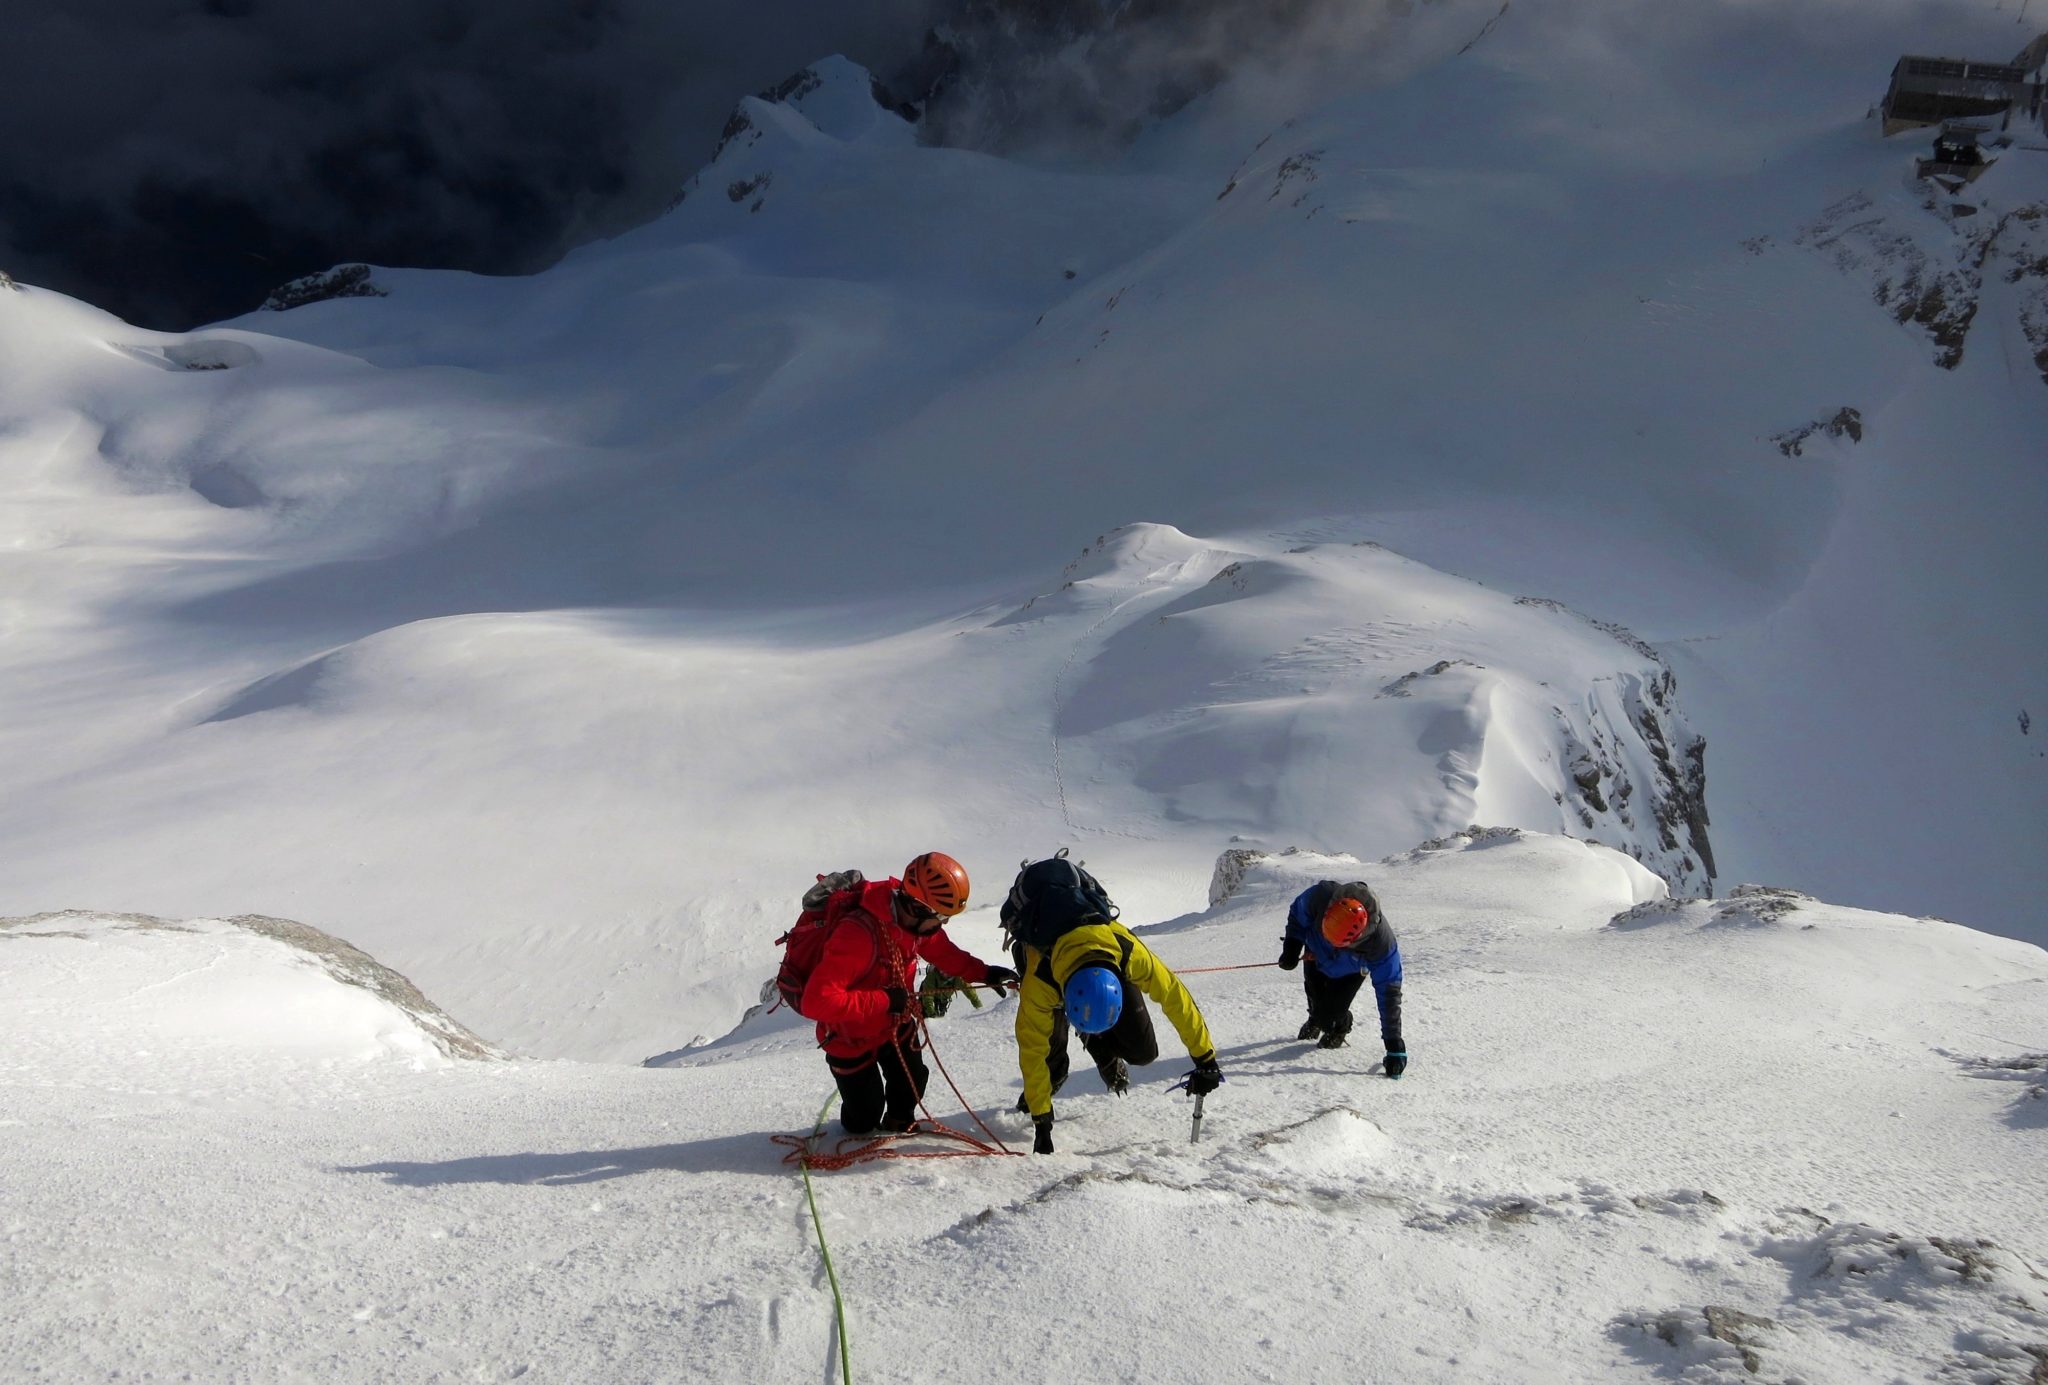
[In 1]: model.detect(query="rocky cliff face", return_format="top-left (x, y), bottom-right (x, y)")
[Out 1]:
top-left (261, 262), bottom-right (388, 312)
top-left (1798, 167), bottom-right (2048, 385)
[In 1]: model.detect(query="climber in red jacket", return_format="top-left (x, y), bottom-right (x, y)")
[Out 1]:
top-left (801, 852), bottom-right (1017, 1136)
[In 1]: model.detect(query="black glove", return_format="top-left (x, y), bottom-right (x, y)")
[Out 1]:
top-left (1032, 1114), bottom-right (1055, 1155)
top-left (884, 987), bottom-right (913, 1017)
top-left (982, 965), bottom-right (1019, 997)
top-left (1277, 938), bottom-right (1302, 972)
top-left (1384, 1049), bottom-right (1408, 1079)
top-left (1186, 1054), bottom-right (1223, 1096)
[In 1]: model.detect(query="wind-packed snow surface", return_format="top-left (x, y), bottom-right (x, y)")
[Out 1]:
top-left (5, 834), bottom-right (2045, 1382)
top-left (3, 2), bottom-right (2047, 1377)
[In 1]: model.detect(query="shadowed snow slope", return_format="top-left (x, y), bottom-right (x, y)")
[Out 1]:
top-left (0, 521), bottom-right (1712, 1062)
top-left (4, 833), bottom-right (2042, 1382)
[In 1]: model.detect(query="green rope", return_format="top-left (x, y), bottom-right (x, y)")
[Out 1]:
top-left (799, 1091), bottom-right (854, 1385)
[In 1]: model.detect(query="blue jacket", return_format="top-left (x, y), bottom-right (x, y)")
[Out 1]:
top-left (1284, 881), bottom-right (1403, 988)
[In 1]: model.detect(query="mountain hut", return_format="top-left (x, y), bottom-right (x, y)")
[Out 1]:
top-left (1881, 54), bottom-right (2036, 136)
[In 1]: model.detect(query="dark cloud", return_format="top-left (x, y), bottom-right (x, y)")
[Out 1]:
top-left (0, 0), bottom-right (941, 327)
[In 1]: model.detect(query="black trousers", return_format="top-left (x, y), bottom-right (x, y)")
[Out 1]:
top-left (828, 1026), bottom-right (928, 1135)
top-left (1303, 962), bottom-right (1365, 1035)
top-left (1046, 973), bottom-right (1160, 1091)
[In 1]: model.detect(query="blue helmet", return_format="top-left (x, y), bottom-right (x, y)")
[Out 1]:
top-left (1063, 965), bottom-right (1123, 1035)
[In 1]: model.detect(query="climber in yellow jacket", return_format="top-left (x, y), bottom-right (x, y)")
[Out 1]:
top-left (1008, 886), bottom-right (1223, 1154)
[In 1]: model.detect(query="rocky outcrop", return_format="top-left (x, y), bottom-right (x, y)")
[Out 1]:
top-left (1797, 181), bottom-right (2048, 382)
top-left (1772, 407), bottom-right (1864, 457)
top-left (1515, 599), bottom-right (1715, 895)
top-left (261, 263), bottom-right (387, 312)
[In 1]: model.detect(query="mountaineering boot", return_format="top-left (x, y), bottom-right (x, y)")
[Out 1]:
top-left (1097, 1056), bottom-right (1130, 1096)
top-left (880, 1114), bottom-right (918, 1134)
top-left (1316, 1028), bottom-right (1349, 1050)
top-left (1297, 1018), bottom-right (1323, 1042)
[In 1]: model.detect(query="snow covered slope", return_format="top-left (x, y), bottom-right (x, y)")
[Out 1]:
top-left (0, 506), bottom-right (1709, 1061)
top-left (0, 4), bottom-right (2042, 1037)
top-left (3, 5), bottom-right (2042, 1002)
top-left (6, 833), bottom-right (2042, 1382)
top-left (0, 910), bottom-right (496, 1076)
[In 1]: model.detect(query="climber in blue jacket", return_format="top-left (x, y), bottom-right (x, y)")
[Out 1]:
top-left (1279, 880), bottom-right (1407, 1077)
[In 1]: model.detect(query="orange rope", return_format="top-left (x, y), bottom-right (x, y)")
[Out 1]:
top-left (772, 1119), bottom-right (1004, 1171)
top-left (907, 1009), bottom-right (1017, 1155)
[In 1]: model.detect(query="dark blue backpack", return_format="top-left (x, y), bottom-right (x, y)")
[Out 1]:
top-left (1001, 849), bottom-right (1118, 953)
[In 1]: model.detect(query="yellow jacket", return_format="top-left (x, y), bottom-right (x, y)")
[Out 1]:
top-left (1015, 920), bottom-right (1216, 1118)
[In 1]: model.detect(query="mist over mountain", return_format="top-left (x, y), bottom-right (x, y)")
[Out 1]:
top-left (0, 0), bottom-right (941, 330)
top-left (906, 0), bottom-right (1474, 154)
top-left (0, 0), bottom-right (1589, 330)
top-left (16, 0), bottom-right (2005, 331)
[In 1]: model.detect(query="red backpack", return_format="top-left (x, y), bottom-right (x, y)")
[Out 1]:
top-left (774, 870), bottom-right (882, 1017)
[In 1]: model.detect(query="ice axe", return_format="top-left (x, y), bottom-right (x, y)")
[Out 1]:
top-left (1169, 1069), bottom-right (1224, 1143)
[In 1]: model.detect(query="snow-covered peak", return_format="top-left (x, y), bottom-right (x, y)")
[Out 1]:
top-left (703, 55), bottom-right (916, 182)
top-left (749, 55), bottom-right (918, 149)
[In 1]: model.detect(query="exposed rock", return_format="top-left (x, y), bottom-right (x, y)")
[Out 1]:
top-left (1208, 846), bottom-right (1268, 905)
top-left (1626, 1305), bottom-right (1774, 1376)
top-left (1722, 883), bottom-right (1812, 923)
top-left (1773, 406), bottom-right (1864, 456)
top-left (727, 173), bottom-right (772, 212)
top-left (1798, 188), bottom-right (2048, 380)
top-left (711, 108), bottom-right (755, 163)
top-left (2003, 204), bottom-right (2048, 386)
top-left (1702, 1306), bottom-right (1775, 1374)
top-left (1411, 825), bottom-right (1526, 853)
top-left (261, 263), bottom-right (387, 312)
top-left (1206, 843), bottom-right (1349, 905)
top-left (760, 68), bottom-right (824, 105)
top-left (1513, 600), bottom-right (1713, 893)
top-left (1269, 150), bottom-right (1325, 213)
top-left (0, 269), bottom-right (17, 291)
top-left (1377, 658), bottom-right (1483, 698)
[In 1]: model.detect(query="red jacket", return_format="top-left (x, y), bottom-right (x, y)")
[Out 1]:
top-left (801, 878), bottom-right (992, 1057)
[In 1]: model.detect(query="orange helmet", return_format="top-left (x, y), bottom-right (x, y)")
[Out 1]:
top-left (1322, 896), bottom-right (1371, 948)
top-left (901, 852), bottom-right (970, 917)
